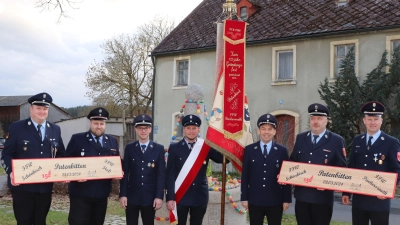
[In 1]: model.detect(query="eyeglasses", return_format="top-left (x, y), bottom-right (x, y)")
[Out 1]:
top-left (136, 127), bottom-right (150, 131)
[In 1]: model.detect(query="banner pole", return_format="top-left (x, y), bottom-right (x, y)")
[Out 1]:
top-left (220, 155), bottom-right (227, 225)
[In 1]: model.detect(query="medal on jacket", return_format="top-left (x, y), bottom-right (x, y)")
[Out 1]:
top-left (81, 149), bottom-right (85, 156)
top-left (151, 163), bottom-right (155, 168)
top-left (148, 163), bottom-right (151, 167)
top-left (379, 154), bottom-right (385, 165)
top-left (23, 140), bottom-right (29, 151)
top-left (276, 160), bottom-right (279, 168)
top-left (373, 154), bottom-right (378, 162)
top-left (203, 160), bottom-right (206, 165)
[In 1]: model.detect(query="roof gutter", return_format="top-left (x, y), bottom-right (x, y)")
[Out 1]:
top-left (151, 25), bottom-right (400, 57)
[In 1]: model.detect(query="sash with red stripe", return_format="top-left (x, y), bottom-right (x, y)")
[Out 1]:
top-left (169, 138), bottom-right (210, 225)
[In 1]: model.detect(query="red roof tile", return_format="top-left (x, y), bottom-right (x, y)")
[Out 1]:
top-left (152, 0), bottom-right (400, 55)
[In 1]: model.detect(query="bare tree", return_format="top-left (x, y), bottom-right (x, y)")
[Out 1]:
top-left (85, 16), bottom-right (175, 117)
top-left (35, 0), bottom-right (81, 23)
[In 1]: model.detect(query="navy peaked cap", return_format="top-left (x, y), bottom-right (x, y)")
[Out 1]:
top-left (134, 114), bottom-right (153, 127)
top-left (257, 114), bottom-right (277, 129)
top-left (361, 101), bottom-right (385, 116)
top-left (28, 92), bottom-right (52, 107)
top-left (308, 103), bottom-right (329, 116)
top-left (87, 107), bottom-right (109, 120)
top-left (182, 114), bottom-right (201, 127)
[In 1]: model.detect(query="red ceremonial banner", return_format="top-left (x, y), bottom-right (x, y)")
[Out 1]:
top-left (223, 20), bottom-right (246, 139)
top-left (205, 20), bottom-right (252, 173)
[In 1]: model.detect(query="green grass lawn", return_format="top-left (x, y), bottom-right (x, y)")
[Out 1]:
top-left (0, 167), bottom-right (5, 176)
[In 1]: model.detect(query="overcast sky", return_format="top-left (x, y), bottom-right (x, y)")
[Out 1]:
top-left (0, 0), bottom-right (202, 107)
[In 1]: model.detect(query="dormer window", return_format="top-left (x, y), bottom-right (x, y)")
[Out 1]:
top-left (337, 0), bottom-right (349, 6)
top-left (240, 6), bottom-right (247, 20)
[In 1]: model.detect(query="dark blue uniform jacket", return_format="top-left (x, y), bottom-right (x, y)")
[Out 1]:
top-left (166, 139), bottom-right (224, 206)
top-left (119, 141), bottom-right (166, 206)
top-left (66, 131), bottom-right (119, 199)
top-left (343, 132), bottom-right (400, 211)
top-left (241, 141), bottom-right (292, 206)
top-left (290, 130), bottom-right (347, 206)
top-left (1, 118), bottom-right (66, 193)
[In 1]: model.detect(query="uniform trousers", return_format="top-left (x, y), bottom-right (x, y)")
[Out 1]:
top-left (177, 204), bottom-right (207, 225)
top-left (294, 200), bottom-right (332, 225)
top-left (352, 207), bottom-right (389, 225)
top-left (248, 204), bottom-right (283, 225)
top-left (126, 204), bottom-right (155, 225)
top-left (11, 189), bottom-right (52, 225)
top-left (68, 196), bottom-right (108, 225)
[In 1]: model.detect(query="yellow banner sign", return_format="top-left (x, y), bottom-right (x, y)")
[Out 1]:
top-left (278, 161), bottom-right (398, 198)
top-left (12, 156), bottom-right (122, 184)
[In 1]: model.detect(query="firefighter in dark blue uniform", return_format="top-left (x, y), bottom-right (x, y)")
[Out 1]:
top-left (165, 114), bottom-right (225, 225)
top-left (342, 101), bottom-right (400, 225)
top-left (290, 103), bottom-right (347, 225)
top-left (241, 114), bottom-right (292, 225)
top-left (1, 92), bottom-right (66, 225)
top-left (66, 107), bottom-right (120, 225)
top-left (119, 114), bottom-right (166, 225)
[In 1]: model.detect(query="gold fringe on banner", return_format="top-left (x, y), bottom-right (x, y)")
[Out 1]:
top-left (223, 130), bottom-right (244, 140)
top-left (223, 36), bottom-right (246, 45)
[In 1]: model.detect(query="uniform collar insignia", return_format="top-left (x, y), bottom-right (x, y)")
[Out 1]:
top-left (28, 121), bottom-right (31, 125)
top-left (150, 144), bottom-right (153, 148)
top-left (135, 143), bottom-right (138, 146)
top-left (254, 146), bottom-right (258, 149)
top-left (361, 135), bottom-right (365, 139)
top-left (47, 123), bottom-right (50, 127)
top-left (274, 147), bottom-right (277, 150)
top-left (182, 142), bottom-right (185, 145)
top-left (381, 137), bottom-right (385, 140)
top-left (325, 135), bottom-right (328, 138)
top-left (105, 136), bottom-right (108, 140)
top-left (86, 134), bottom-right (89, 137)
top-left (307, 132), bottom-right (310, 136)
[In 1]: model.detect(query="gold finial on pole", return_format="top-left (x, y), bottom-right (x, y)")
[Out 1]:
top-left (223, 0), bottom-right (237, 19)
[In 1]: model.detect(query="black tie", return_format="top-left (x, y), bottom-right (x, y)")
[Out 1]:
top-left (188, 142), bottom-right (195, 150)
top-left (96, 136), bottom-right (102, 148)
top-left (263, 144), bottom-right (268, 158)
top-left (312, 135), bottom-right (319, 146)
top-left (37, 124), bottom-right (42, 138)
top-left (141, 145), bottom-right (146, 153)
top-left (367, 136), bottom-right (373, 150)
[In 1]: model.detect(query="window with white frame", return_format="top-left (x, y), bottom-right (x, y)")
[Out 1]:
top-left (385, 35), bottom-right (400, 66)
top-left (174, 59), bottom-right (189, 87)
top-left (330, 40), bottom-right (358, 79)
top-left (272, 45), bottom-right (296, 85)
top-left (277, 51), bottom-right (294, 80)
top-left (392, 39), bottom-right (400, 52)
top-left (334, 44), bottom-right (355, 77)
